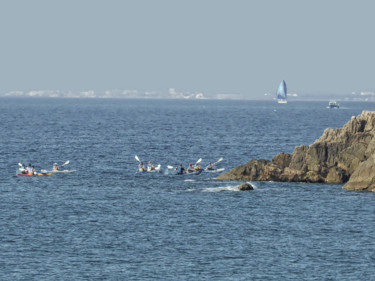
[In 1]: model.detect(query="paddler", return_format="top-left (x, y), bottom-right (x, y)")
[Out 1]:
top-left (147, 161), bottom-right (155, 171)
top-left (205, 161), bottom-right (214, 170)
top-left (52, 163), bottom-right (60, 171)
top-left (194, 163), bottom-right (201, 171)
top-left (138, 162), bottom-right (146, 172)
top-left (175, 164), bottom-right (185, 175)
top-left (187, 164), bottom-right (194, 173)
top-left (19, 163), bottom-right (27, 174)
top-left (26, 164), bottom-right (34, 175)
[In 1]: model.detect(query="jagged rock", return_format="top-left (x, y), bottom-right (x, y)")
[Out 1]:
top-left (343, 155), bottom-right (375, 192)
top-left (217, 159), bottom-right (270, 180)
top-left (326, 166), bottom-right (349, 183)
top-left (238, 182), bottom-right (254, 191)
top-left (272, 152), bottom-right (292, 169)
top-left (289, 145), bottom-right (309, 171)
top-left (217, 110), bottom-right (375, 192)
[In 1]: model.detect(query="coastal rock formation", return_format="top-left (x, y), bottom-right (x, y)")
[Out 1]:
top-left (217, 111), bottom-right (375, 192)
top-left (238, 182), bottom-right (254, 191)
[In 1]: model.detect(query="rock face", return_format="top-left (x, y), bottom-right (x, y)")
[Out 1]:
top-left (217, 111), bottom-right (375, 192)
top-left (238, 182), bottom-right (254, 191)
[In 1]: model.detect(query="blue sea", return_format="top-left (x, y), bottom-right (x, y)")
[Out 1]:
top-left (0, 98), bottom-right (374, 280)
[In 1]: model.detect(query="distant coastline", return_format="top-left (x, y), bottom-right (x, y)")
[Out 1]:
top-left (1, 88), bottom-right (375, 101)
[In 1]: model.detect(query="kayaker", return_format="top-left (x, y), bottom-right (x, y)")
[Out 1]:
top-left (206, 161), bottom-right (214, 170)
top-left (19, 163), bottom-right (27, 174)
top-left (175, 164), bottom-right (185, 175)
top-left (194, 163), bottom-right (201, 171)
top-left (187, 164), bottom-right (194, 173)
top-left (147, 161), bottom-right (155, 171)
top-left (26, 164), bottom-right (34, 175)
top-left (138, 162), bottom-right (146, 172)
top-left (52, 163), bottom-right (60, 171)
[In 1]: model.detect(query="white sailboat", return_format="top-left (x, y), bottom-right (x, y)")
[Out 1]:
top-left (276, 80), bottom-right (287, 104)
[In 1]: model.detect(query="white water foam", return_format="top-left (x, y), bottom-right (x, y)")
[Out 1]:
top-left (201, 185), bottom-right (239, 192)
top-left (186, 181), bottom-right (258, 192)
top-left (202, 182), bottom-right (257, 192)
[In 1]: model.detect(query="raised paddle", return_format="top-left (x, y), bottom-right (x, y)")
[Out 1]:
top-left (61, 160), bottom-right (70, 166)
top-left (212, 157), bottom-right (223, 167)
top-left (205, 157), bottom-right (223, 170)
top-left (195, 158), bottom-right (202, 165)
top-left (135, 155), bottom-right (141, 162)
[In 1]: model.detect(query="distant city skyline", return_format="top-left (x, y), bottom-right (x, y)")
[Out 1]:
top-left (1, 1), bottom-right (375, 98)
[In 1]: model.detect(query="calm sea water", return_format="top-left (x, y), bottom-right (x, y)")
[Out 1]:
top-left (0, 98), bottom-right (374, 280)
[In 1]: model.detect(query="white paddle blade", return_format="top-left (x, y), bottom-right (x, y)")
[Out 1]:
top-left (196, 158), bottom-right (202, 165)
top-left (135, 155), bottom-right (140, 162)
top-left (18, 163), bottom-right (24, 167)
top-left (216, 157), bottom-right (223, 163)
top-left (167, 165), bottom-right (174, 169)
top-left (62, 160), bottom-right (70, 166)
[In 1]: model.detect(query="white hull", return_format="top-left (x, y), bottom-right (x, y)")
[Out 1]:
top-left (204, 168), bottom-right (225, 173)
top-left (328, 100), bottom-right (339, 109)
top-left (44, 169), bottom-right (77, 173)
top-left (147, 164), bottom-right (161, 172)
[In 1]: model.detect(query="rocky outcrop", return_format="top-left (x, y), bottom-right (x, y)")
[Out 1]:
top-left (217, 111), bottom-right (375, 192)
top-left (342, 155), bottom-right (375, 191)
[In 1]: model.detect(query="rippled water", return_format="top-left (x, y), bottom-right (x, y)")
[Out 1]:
top-left (0, 98), bottom-right (374, 280)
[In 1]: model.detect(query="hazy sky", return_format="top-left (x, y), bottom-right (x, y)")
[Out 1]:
top-left (1, 0), bottom-right (374, 98)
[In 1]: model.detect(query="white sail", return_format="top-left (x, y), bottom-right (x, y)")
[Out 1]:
top-left (276, 80), bottom-right (287, 103)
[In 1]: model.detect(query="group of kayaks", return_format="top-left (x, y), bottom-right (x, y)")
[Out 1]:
top-left (17, 157), bottom-right (224, 177)
top-left (17, 160), bottom-right (76, 176)
top-left (135, 155), bottom-right (225, 175)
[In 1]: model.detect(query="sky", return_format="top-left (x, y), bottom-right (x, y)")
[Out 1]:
top-left (1, 0), bottom-right (374, 99)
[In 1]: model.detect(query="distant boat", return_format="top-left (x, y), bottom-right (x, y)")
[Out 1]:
top-left (328, 100), bottom-right (340, 109)
top-left (276, 80), bottom-right (287, 103)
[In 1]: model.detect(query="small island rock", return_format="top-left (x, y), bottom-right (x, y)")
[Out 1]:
top-left (218, 111), bottom-right (375, 192)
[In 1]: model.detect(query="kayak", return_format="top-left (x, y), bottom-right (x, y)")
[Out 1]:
top-left (43, 169), bottom-right (77, 173)
top-left (18, 172), bottom-right (52, 176)
top-left (136, 165), bottom-right (161, 173)
top-left (18, 161), bottom-right (73, 174)
top-left (175, 169), bottom-right (203, 175)
top-left (203, 168), bottom-right (225, 173)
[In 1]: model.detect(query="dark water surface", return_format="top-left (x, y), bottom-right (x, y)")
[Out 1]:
top-left (0, 98), bottom-right (374, 280)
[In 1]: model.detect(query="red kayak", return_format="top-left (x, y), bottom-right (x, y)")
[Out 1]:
top-left (17, 173), bottom-right (52, 176)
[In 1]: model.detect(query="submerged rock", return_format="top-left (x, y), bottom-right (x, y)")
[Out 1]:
top-left (218, 111), bottom-right (375, 192)
top-left (238, 182), bottom-right (254, 191)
